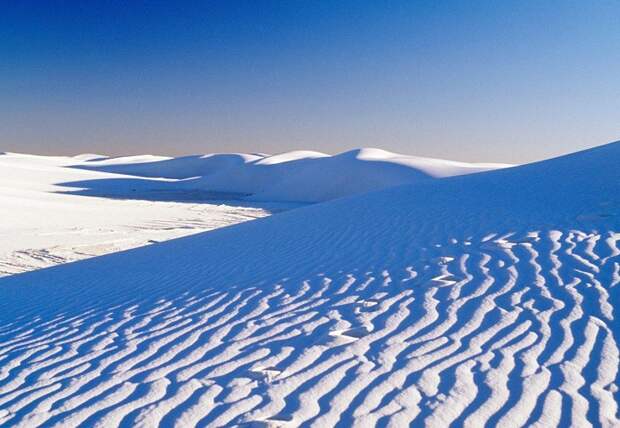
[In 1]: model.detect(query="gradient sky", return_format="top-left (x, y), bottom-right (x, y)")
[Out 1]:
top-left (2, 1), bottom-right (619, 163)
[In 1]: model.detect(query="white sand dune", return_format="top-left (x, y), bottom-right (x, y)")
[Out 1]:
top-left (73, 148), bottom-right (510, 203)
top-left (0, 142), bottom-right (618, 426)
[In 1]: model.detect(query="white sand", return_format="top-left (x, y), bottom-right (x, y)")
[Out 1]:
top-left (0, 143), bottom-right (617, 427)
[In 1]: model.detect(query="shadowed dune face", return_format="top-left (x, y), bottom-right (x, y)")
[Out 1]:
top-left (0, 142), bottom-right (618, 426)
top-left (54, 177), bottom-right (253, 203)
top-left (70, 153), bottom-right (263, 180)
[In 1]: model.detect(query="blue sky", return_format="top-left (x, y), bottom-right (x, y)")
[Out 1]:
top-left (1, 1), bottom-right (619, 162)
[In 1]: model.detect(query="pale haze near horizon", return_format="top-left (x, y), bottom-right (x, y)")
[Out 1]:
top-left (1, 1), bottom-right (619, 164)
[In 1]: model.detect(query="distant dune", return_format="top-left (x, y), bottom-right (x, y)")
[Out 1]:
top-left (72, 148), bottom-right (511, 202)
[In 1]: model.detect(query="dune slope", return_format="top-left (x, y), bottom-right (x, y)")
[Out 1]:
top-left (0, 143), bottom-right (618, 427)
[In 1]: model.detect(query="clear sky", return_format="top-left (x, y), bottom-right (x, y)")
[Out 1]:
top-left (2, 1), bottom-right (619, 163)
